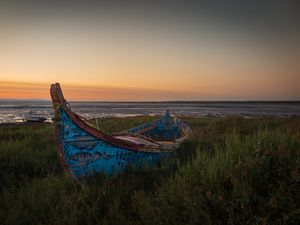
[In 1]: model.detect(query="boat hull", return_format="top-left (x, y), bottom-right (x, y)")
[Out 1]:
top-left (50, 83), bottom-right (191, 182)
top-left (56, 108), bottom-right (173, 181)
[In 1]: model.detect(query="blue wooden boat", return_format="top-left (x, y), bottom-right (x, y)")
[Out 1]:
top-left (50, 83), bottom-right (191, 182)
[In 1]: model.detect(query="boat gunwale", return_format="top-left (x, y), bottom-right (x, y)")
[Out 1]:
top-left (51, 83), bottom-right (163, 153)
top-left (50, 83), bottom-right (192, 181)
top-left (125, 118), bottom-right (192, 144)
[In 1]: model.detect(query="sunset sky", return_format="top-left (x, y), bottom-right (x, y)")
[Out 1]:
top-left (0, 1), bottom-right (299, 101)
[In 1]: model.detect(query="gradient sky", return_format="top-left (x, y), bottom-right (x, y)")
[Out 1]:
top-left (0, 1), bottom-right (299, 100)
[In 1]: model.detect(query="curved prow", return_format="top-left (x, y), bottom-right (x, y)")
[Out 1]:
top-left (49, 83), bottom-right (194, 181)
top-left (50, 83), bottom-right (173, 181)
top-left (50, 83), bottom-right (162, 152)
top-left (51, 83), bottom-right (67, 105)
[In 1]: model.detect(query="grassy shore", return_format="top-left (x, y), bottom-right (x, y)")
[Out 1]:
top-left (0, 116), bottom-right (299, 225)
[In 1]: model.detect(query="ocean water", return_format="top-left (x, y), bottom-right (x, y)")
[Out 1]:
top-left (0, 100), bottom-right (299, 123)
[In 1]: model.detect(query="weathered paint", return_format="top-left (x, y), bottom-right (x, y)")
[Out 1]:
top-left (56, 107), bottom-right (173, 181)
top-left (50, 83), bottom-right (191, 182)
top-left (127, 110), bottom-right (185, 141)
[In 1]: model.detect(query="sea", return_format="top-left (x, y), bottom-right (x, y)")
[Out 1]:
top-left (0, 100), bottom-right (299, 123)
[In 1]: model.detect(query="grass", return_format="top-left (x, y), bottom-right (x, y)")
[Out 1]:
top-left (89, 116), bottom-right (157, 134)
top-left (0, 116), bottom-right (299, 225)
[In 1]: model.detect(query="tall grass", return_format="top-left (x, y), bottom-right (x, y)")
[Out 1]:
top-left (134, 125), bottom-right (300, 225)
top-left (0, 117), bottom-right (299, 225)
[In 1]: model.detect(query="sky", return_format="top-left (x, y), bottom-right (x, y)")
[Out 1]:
top-left (0, 1), bottom-right (299, 101)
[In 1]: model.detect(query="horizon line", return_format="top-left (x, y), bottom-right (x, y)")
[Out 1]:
top-left (0, 98), bottom-right (299, 103)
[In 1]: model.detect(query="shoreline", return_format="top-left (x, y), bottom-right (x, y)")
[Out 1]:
top-left (0, 113), bottom-right (298, 127)
top-left (0, 122), bottom-right (52, 127)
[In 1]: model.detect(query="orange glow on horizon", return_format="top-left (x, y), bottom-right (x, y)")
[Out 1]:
top-left (0, 80), bottom-right (214, 101)
top-left (0, 4), bottom-right (299, 101)
top-left (0, 79), bottom-right (299, 101)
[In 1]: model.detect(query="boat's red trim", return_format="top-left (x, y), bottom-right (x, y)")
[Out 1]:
top-left (54, 124), bottom-right (79, 182)
top-left (51, 83), bottom-right (160, 152)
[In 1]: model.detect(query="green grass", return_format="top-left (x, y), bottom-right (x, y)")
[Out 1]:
top-left (89, 116), bottom-right (157, 134)
top-left (0, 117), bottom-right (299, 225)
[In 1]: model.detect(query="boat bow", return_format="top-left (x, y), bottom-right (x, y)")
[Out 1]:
top-left (50, 83), bottom-right (177, 181)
